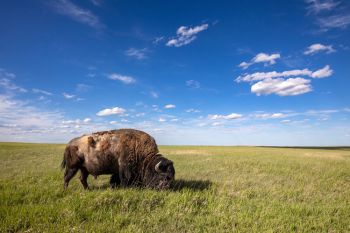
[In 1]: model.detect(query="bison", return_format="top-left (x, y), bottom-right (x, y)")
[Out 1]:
top-left (61, 129), bottom-right (175, 190)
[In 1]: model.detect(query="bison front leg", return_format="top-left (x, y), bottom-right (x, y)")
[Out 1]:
top-left (79, 167), bottom-right (90, 190)
top-left (64, 168), bottom-right (79, 189)
top-left (119, 167), bottom-right (132, 187)
top-left (110, 173), bottom-right (120, 188)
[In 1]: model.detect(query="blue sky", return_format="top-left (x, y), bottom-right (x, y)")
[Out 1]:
top-left (1, 0), bottom-right (350, 145)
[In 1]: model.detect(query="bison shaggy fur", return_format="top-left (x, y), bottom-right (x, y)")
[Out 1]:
top-left (61, 129), bottom-right (175, 190)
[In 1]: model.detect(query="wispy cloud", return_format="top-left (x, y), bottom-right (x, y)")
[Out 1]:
top-left (186, 80), bottom-right (201, 89)
top-left (96, 107), bottom-right (126, 116)
top-left (150, 91), bottom-right (159, 98)
top-left (166, 24), bottom-right (209, 47)
top-left (50, 0), bottom-right (103, 29)
top-left (158, 117), bottom-right (166, 122)
top-left (0, 69), bottom-right (27, 93)
top-left (62, 118), bottom-right (92, 125)
top-left (0, 78), bottom-right (27, 93)
top-left (209, 113), bottom-right (243, 120)
top-left (254, 113), bottom-right (287, 119)
top-left (306, 0), bottom-right (340, 14)
top-left (62, 92), bottom-right (75, 99)
top-left (153, 36), bottom-right (164, 44)
top-left (125, 48), bottom-right (148, 60)
top-left (305, 0), bottom-right (350, 31)
top-left (0, 94), bottom-right (64, 141)
top-left (186, 108), bottom-right (201, 113)
top-left (0, 93), bottom-right (105, 142)
top-left (304, 43), bottom-right (335, 55)
top-left (76, 83), bottom-right (90, 92)
top-left (164, 104), bottom-right (176, 109)
top-left (90, 0), bottom-right (102, 6)
top-left (317, 14), bottom-right (350, 30)
top-left (236, 65), bottom-right (333, 82)
top-left (32, 88), bottom-right (52, 96)
top-left (239, 53), bottom-right (281, 69)
top-left (108, 73), bottom-right (136, 84)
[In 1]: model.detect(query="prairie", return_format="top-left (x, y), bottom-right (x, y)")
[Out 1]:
top-left (0, 142), bottom-right (349, 232)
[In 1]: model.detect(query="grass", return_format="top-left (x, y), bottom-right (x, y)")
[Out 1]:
top-left (0, 142), bottom-right (350, 232)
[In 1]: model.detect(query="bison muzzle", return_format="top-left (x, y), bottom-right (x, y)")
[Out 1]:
top-left (61, 129), bottom-right (175, 190)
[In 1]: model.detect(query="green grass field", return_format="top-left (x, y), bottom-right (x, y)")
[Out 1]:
top-left (1, 142), bottom-right (349, 232)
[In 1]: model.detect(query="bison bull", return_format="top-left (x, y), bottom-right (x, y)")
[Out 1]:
top-left (61, 129), bottom-right (175, 190)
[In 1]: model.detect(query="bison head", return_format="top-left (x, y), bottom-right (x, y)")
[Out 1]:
top-left (145, 155), bottom-right (175, 190)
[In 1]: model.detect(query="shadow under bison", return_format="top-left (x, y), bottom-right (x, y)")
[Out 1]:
top-left (170, 179), bottom-right (212, 191)
top-left (88, 179), bottom-right (212, 192)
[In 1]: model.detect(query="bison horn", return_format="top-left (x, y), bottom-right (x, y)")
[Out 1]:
top-left (155, 161), bottom-right (162, 173)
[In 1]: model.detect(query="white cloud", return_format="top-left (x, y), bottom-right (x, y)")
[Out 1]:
top-left (125, 48), bottom-right (148, 60)
top-left (158, 117), bottom-right (166, 122)
top-left (311, 65), bottom-right (333, 78)
top-left (186, 80), bottom-right (200, 89)
top-left (251, 77), bottom-right (312, 96)
top-left (164, 104), bottom-right (176, 109)
top-left (186, 108), bottom-right (201, 113)
top-left (212, 122), bottom-right (222, 126)
top-left (96, 107), bottom-right (126, 116)
top-left (0, 94), bottom-right (71, 142)
top-left (108, 73), bottom-right (136, 84)
top-left (50, 0), bottom-right (103, 29)
top-left (166, 24), bottom-right (209, 47)
top-left (281, 119), bottom-right (291, 123)
top-left (254, 113), bottom-right (287, 119)
top-left (239, 53), bottom-right (281, 69)
top-left (62, 118), bottom-right (92, 125)
top-left (32, 88), bottom-right (52, 96)
top-left (62, 92), bottom-right (75, 99)
top-left (304, 43), bottom-right (335, 55)
top-left (236, 69), bottom-right (311, 83)
top-left (209, 113), bottom-right (242, 120)
top-left (83, 118), bottom-right (91, 123)
top-left (236, 65), bottom-right (333, 82)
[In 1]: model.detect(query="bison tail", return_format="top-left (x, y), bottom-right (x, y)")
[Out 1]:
top-left (61, 146), bottom-right (69, 170)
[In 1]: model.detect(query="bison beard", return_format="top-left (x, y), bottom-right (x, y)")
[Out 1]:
top-left (61, 129), bottom-right (175, 190)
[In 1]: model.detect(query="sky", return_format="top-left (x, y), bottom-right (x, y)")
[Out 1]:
top-left (0, 0), bottom-right (350, 146)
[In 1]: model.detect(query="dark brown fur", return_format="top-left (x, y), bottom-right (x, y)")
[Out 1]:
top-left (61, 129), bottom-right (175, 190)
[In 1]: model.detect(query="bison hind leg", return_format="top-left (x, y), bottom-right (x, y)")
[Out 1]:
top-left (64, 168), bottom-right (79, 189)
top-left (110, 173), bottom-right (120, 188)
top-left (79, 167), bottom-right (90, 190)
